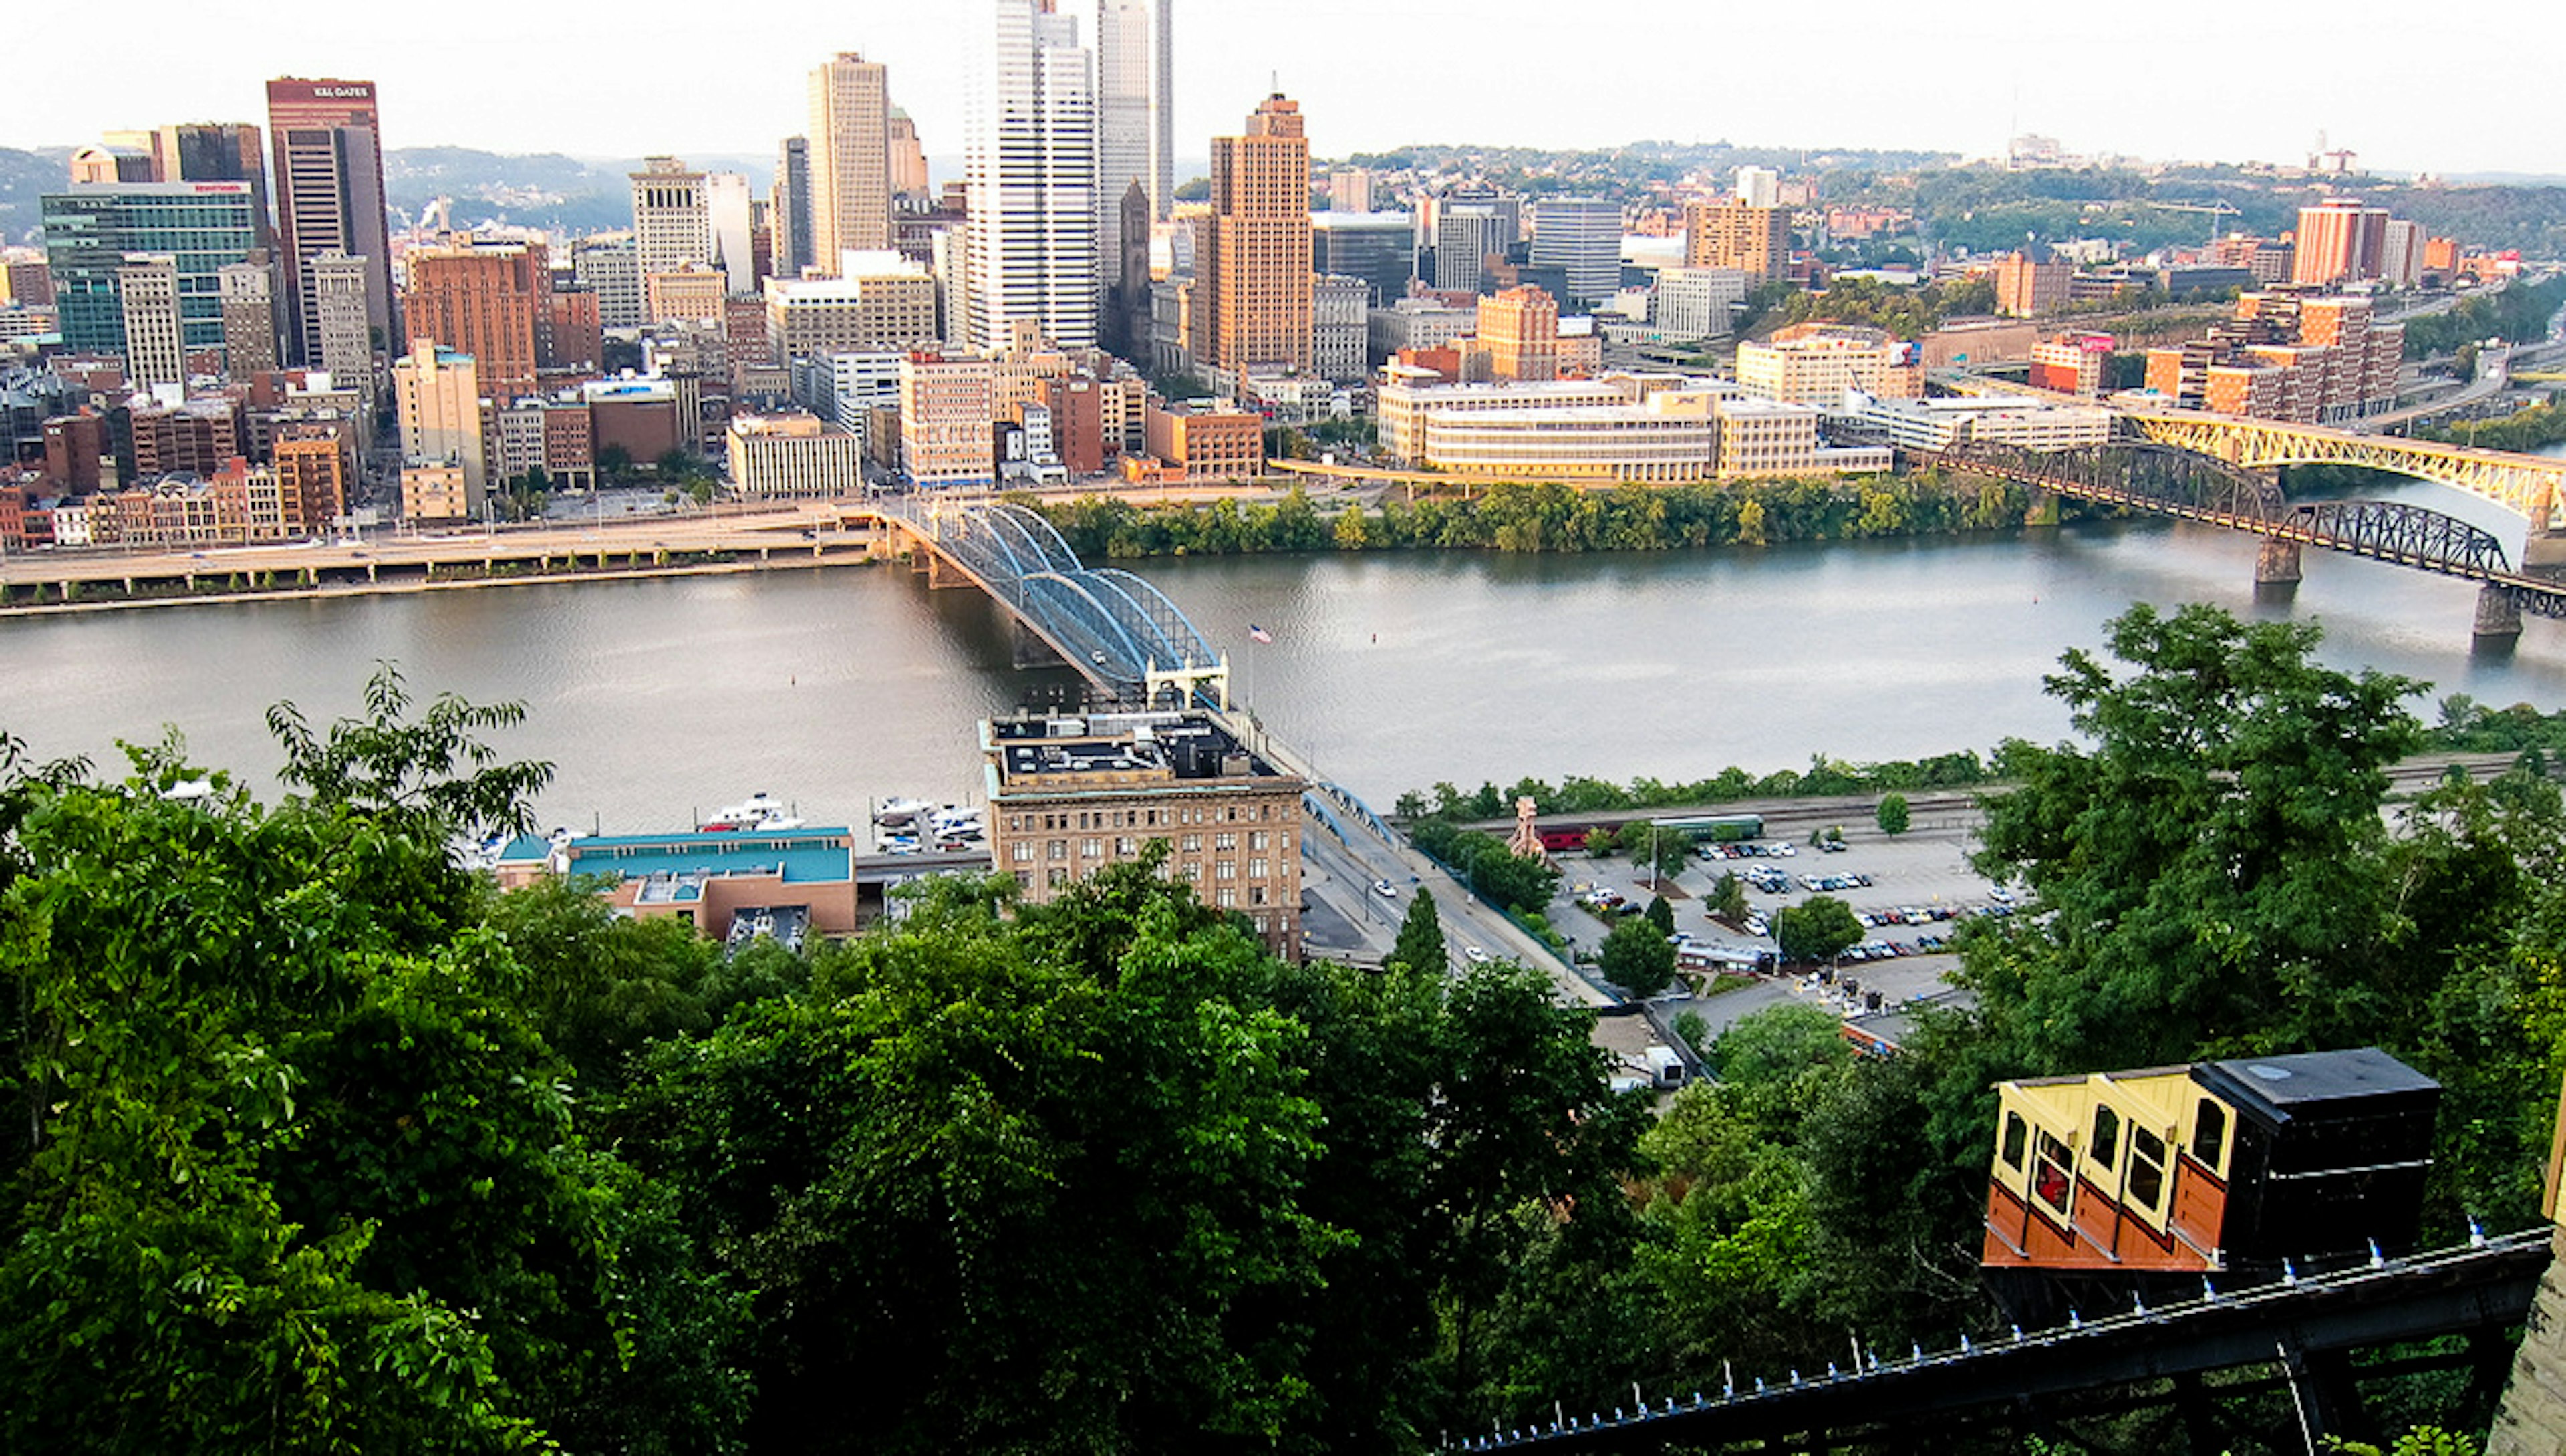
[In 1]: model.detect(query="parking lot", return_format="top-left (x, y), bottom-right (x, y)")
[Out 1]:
top-left (1548, 819), bottom-right (2013, 1043)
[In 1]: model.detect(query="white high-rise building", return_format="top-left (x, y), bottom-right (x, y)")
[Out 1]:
top-left (629, 158), bottom-right (713, 277)
top-left (706, 172), bottom-right (756, 294)
top-left (1067, 0), bottom-right (1173, 289)
top-left (964, 0), bottom-right (1101, 351)
top-left (1735, 166), bottom-right (1781, 208)
top-left (1530, 197), bottom-right (1622, 309)
top-left (117, 254), bottom-right (186, 390)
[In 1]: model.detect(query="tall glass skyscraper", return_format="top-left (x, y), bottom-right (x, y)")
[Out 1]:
top-left (964, 0), bottom-right (1100, 351)
top-left (41, 182), bottom-right (262, 361)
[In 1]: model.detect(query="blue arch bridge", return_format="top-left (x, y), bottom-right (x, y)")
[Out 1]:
top-left (881, 496), bottom-right (1230, 708)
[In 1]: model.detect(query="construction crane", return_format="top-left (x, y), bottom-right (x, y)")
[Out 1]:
top-left (2143, 199), bottom-right (2245, 247)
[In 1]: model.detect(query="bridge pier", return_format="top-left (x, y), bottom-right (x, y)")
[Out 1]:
top-left (926, 551), bottom-right (971, 590)
top-left (2023, 489), bottom-right (2060, 528)
top-left (2523, 529), bottom-right (2566, 577)
top-left (1012, 621), bottom-right (1064, 670)
top-left (2254, 539), bottom-right (2303, 587)
top-left (2475, 585), bottom-right (2524, 646)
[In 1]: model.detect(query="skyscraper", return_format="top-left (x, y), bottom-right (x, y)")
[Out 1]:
top-left (41, 182), bottom-right (261, 362)
top-left (2293, 197), bottom-right (2390, 287)
top-left (773, 138), bottom-right (815, 281)
top-left (117, 255), bottom-right (186, 390)
top-left (1195, 93), bottom-right (1312, 381)
top-left (1528, 198), bottom-right (1620, 309)
top-left (267, 78), bottom-right (395, 368)
top-left (631, 158), bottom-right (714, 278)
top-left (809, 53), bottom-right (893, 266)
top-left (1685, 198), bottom-right (1791, 283)
top-left (403, 243), bottom-right (542, 403)
top-left (706, 172), bottom-right (757, 293)
top-left (1071, 0), bottom-right (1173, 289)
top-left (218, 261), bottom-right (280, 376)
top-left (887, 110), bottom-right (929, 198)
top-left (156, 123), bottom-right (271, 246)
top-left (308, 253), bottom-right (375, 396)
top-left (964, 0), bottom-right (1100, 352)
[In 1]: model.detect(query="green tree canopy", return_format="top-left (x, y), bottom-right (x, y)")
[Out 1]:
top-left (1774, 896), bottom-right (1862, 966)
top-left (1601, 917), bottom-right (1678, 999)
top-left (1876, 792), bottom-right (1910, 835)
top-left (1391, 888), bottom-right (1447, 974)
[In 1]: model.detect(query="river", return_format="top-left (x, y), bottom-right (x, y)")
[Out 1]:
top-left (5, 466), bottom-right (2566, 833)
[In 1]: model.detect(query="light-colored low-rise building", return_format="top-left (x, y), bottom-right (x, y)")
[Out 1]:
top-left (1142, 402), bottom-right (1264, 482)
top-left (765, 251), bottom-right (939, 360)
top-left (1838, 390), bottom-right (2114, 454)
top-left (1421, 388), bottom-right (1722, 482)
top-left (727, 412), bottom-right (864, 499)
top-left (1735, 323), bottom-right (1921, 408)
top-left (1652, 266), bottom-right (1750, 339)
top-left (400, 461), bottom-right (474, 523)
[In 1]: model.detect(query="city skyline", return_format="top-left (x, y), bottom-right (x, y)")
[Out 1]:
top-left (9, 0), bottom-right (2565, 181)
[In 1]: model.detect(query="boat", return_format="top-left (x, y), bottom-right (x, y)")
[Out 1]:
top-left (701, 793), bottom-right (805, 833)
top-left (874, 796), bottom-right (936, 828)
top-left (928, 806), bottom-right (984, 840)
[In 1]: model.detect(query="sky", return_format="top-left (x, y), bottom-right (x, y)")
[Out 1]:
top-left (8, 1), bottom-right (2562, 180)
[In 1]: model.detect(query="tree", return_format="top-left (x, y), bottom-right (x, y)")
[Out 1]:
top-left (1645, 895), bottom-right (1676, 937)
top-left (1876, 792), bottom-right (1910, 835)
top-left (1963, 603), bottom-right (2424, 1071)
top-left (1600, 917), bottom-right (1678, 999)
top-left (1391, 889), bottom-right (1447, 974)
top-left (1584, 826), bottom-right (1616, 857)
top-left (595, 442), bottom-right (635, 484)
top-left (1710, 871), bottom-right (1750, 924)
top-left (1774, 895), bottom-right (1862, 966)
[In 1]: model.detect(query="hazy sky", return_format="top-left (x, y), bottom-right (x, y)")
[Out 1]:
top-left (10, 1), bottom-right (2560, 178)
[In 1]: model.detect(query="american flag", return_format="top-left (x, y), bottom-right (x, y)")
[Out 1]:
top-left (1248, 623), bottom-right (1274, 644)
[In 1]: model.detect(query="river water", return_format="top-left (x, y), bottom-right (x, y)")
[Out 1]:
top-left (5, 468), bottom-right (2565, 833)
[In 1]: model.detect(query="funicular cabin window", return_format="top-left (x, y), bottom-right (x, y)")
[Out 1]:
top-left (2090, 1105), bottom-right (2120, 1171)
top-left (2192, 1099), bottom-right (2227, 1170)
top-left (2034, 1132), bottom-right (2074, 1213)
top-left (2128, 1128), bottom-right (2168, 1211)
top-left (2001, 1112), bottom-right (2028, 1171)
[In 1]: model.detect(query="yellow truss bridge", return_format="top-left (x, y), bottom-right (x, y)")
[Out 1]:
top-left (2119, 409), bottom-right (2566, 523)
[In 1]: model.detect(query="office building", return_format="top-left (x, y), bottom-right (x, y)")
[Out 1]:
top-left (71, 143), bottom-right (156, 185)
top-left (1367, 297), bottom-right (1477, 366)
top-left (272, 428), bottom-right (348, 534)
top-left (1142, 401), bottom-right (1263, 480)
top-left (1838, 390), bottom-right (2112, 452)
top-left (1735, 323), bottom-right (1919, 407)
top-left (809, 54), bottom-right (893, 264)
top-left (1327, 168), bottom-right (1373, 213)
top-left (154, 124), bottom-right (271, 247)
top-left (645, 264), bottom-right (726, 326)
top-left (706, 172), bottom-right (756, 293)
top-left (1529, 198), bottom-right (1621, 308)
top-left (773, 137), bottom-right (815, 281)
top-left (307, 253), bottom-right (375, 396)
top-left (888, 109), bottom-right (929, 197)
top-left (1652, 266), bottom-right (1748, 339)
top-left (404, 243), bottom-right (542, 402)
top-left (1393, 378), bottom-right (1729, 483)
top-left (982, 709), bottom-right (1305, 958)
top-left (116, 255), bottom-right (186, 388)
top-left (1474, 285), bottom-right (1560, 382)
top-left (1312, 211), bottom-right (1414, 308)
top-left (1684, 198), bottom-right (1792, 283)
top-left (267, 78), bottom-right (395, 368)
top-left (573, 237), bottom-right (644, 329)
top-left (2029, 333), bottom-right (2114, 397)
top-left (726, 412), bottom-right (864, 498)
top-left (1195, 94), bottom-right (1313, 382)
top-left (765, 251), bottom-right (940, 359)
top-left (392, 340), bottom-right (486, 495)
top-left (218, 261), bottom-right (280, 376)
top-left (41, 182), bottom-right (261, 363)
top-left (3, 255), bottom-right (55, 307)
top-left (631, 158), bottom-right (714, 278)
top-left (1735, 166), bottom-right (1781, 208)
top-left (1075, 0), bottom-right (1175, 284)
top-left (1433, 199), bottom-right (1512, 294)
top-left (2380, 219), bottom-right (2424, 289)
top-left (1995, 249), bottom-right (2074, 318)
top-left (1712, 396), bottom-right (1832, 478)
top-left (2292, 198), bottom-right (2390, 287)
top-left (964, 0), bottom-right (1100, 351)
top-left (1313, 273), bottom-right (1368, 383)
top-left (898, 352), bottom-right (998, 486)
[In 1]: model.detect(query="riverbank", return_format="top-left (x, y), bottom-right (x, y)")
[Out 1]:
top-left (0, 552), bottom-right (888, 617)
top-left (1041, 471), bottom-right (2051, 560)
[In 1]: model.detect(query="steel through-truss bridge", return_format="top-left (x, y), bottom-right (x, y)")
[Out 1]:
top-left (881, 496), bottom-right (1230, 706)
top-left (2120, 409), bottom-right (2566, 523)
top-left (1919, 442), bottom-right (2566, 623)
